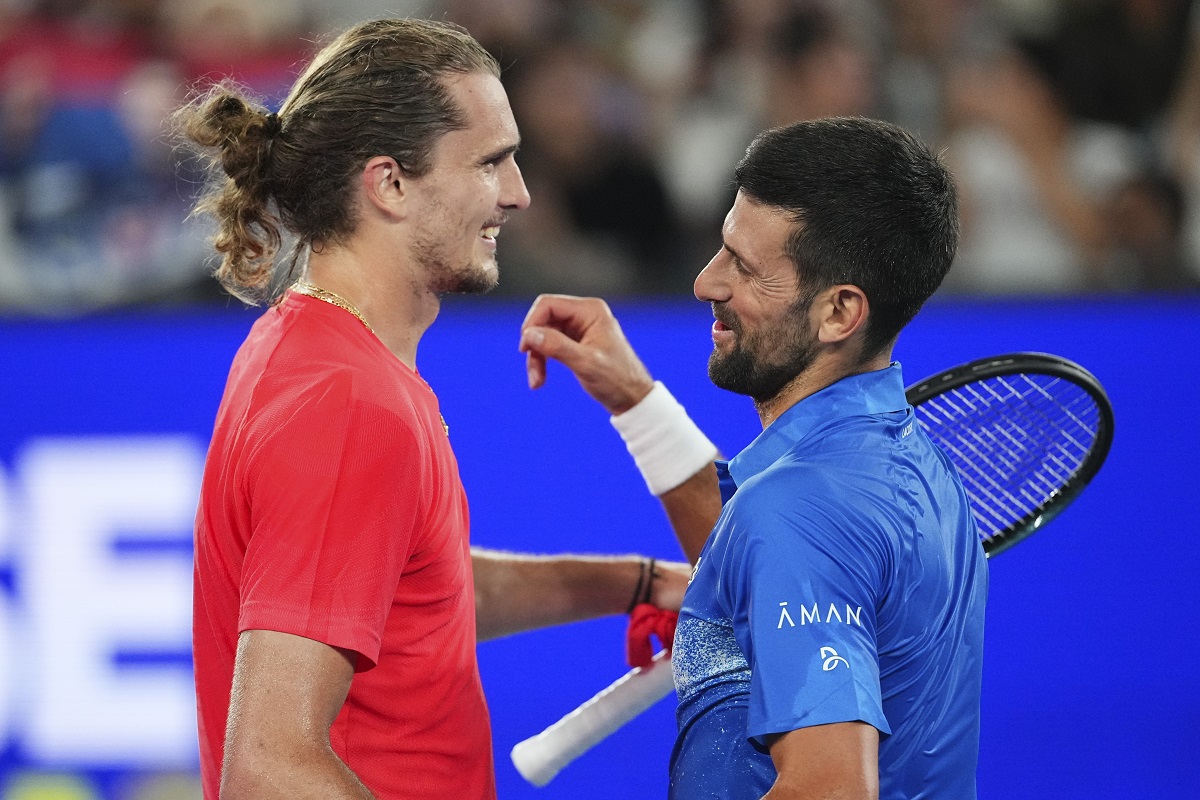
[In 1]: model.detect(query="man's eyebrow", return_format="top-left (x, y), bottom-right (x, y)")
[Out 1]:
top-left (481, 142), bottom-right (520, 163)
top-left (723, 242), bottom-right (748, 267)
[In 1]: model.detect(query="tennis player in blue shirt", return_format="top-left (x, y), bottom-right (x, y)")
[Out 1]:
top-left (521, 117), bottom-right (988, 799)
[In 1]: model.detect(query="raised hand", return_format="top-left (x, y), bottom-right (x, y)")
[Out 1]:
top-left (519, 294), bottom-right (655, 414)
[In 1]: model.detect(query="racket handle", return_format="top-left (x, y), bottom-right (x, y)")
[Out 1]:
top-left (510, 650), bottom-right (675, 787)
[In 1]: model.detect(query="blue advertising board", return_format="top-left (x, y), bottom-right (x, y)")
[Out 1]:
top-left (0, 295), bottom-right (1197, 798)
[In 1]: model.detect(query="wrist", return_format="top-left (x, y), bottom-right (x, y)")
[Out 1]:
top-left (627, 557), bottom-right (657, 613)
top-left (608, 379), bottom-right (655, 416)
top-left (610, 382), bottom-right (718, 495)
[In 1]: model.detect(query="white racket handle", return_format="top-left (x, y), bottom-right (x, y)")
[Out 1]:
top-left (510, 650), bottom-right (675, 787)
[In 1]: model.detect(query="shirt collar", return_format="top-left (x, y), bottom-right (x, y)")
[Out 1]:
top-left (725, 362), bottom-right (909, 488)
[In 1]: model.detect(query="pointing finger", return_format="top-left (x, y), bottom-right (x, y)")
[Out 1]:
top-left (520, 325), bottom-right (587, 369)
top-left (525, 351), bottom-right (546, 389)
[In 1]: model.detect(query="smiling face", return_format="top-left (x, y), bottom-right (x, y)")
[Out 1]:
top-left (694, 191), bottom-right (820, 403)
top-left (405, 71), bottom-right (530, 294)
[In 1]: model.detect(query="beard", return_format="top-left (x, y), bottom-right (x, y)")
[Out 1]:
top-left (409, 197), bottom-right (505, 295)
top-left (430, 257), bottom-right (499, 295)
top-left (410, 229), bottom-right (500, 296)
top-left (707, 297), bottom-right (818, 404)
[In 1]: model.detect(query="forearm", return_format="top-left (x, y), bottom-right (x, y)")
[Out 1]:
top-left (518, 297), bottom-right (722, 562)
top-left (607, 382), bottom-right (722, 562)
top-left (658, 463), bottom-right (722, 564)
top-left (763, 723), bottom-right (879, 800)
top-left (223, 744), bottom-right (375, 800)
top-left (472, 549), bottom-right (644, 641)
top-left (222, 631), bottom-right (373, 800)
top-left (760, 772), bottom-right (875, 800)
top-left (760, 773), bottom-right (875, 800)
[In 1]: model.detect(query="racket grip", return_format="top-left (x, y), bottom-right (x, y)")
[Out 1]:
top-left (510, 650), bottom-right (675, 787)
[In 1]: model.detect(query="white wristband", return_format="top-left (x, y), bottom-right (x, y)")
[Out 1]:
top-left (610, 382), bottom-right (718, 496)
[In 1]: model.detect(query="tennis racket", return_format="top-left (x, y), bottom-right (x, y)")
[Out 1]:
top-left (511, 352), bottom-right (1114, 787)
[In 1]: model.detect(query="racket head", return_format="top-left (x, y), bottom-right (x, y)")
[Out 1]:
top-left (905, 352), bottom-right (1114, 558)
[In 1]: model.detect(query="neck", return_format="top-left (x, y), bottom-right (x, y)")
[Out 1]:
top-left (303, 239), bottom-right (440, 370)
top-left (754, 348), bottom-right (892, 428)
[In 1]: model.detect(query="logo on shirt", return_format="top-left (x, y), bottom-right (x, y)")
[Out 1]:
top-left (820, 646), bottom-right (850, 671)
top-left (776, 601), bottom-right (864, 629)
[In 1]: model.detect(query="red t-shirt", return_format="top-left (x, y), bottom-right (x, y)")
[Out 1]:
top-left (192, 291), bottom-right (494, 799)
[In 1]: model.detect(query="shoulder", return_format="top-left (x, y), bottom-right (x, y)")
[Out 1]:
top-left (718, 459), bottom-right (893, 576)
top-left (714, 464), bottom-right (844, 563)
top-left (728, 458), bottom-right (860, 530)
top-left (243, 347), bottom-right (430, 463)
top-left (248, 308), bottom-right (427, 426)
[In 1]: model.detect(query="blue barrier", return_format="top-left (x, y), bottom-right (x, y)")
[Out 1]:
top-left (0, 295), bottom-right (1196, 798)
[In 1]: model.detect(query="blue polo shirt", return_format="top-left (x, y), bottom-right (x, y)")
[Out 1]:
top-left (669, 364), bottom-right (987, 800)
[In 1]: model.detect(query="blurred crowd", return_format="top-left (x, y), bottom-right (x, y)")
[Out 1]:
top-left (0, 0), bottom-right (1197, 313)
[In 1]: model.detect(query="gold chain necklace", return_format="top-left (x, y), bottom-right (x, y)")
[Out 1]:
top-left (290, 282), bottom-right (449, 437)
top-left (292, 282), bottom-right (374, 333)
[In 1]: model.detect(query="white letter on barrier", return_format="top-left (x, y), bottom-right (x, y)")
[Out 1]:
top-left (19, 437), bottom-right (202, 764)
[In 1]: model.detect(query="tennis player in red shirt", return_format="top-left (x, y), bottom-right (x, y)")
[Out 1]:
top-left (177, 18), bottom-right (687, 800)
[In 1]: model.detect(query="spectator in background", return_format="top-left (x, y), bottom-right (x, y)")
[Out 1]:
top-left (499, 39), bottom-right (685, 295)
top-left (660, 2), bottom-right (880, 270)
top-left (0, 5), bottom-right (50, 298)
top-left (1106, 171), bottom-right (1196, 289)
top-left (0, 0), bottom-right (150, 206)
top-left (942, 0), bottom-right (1200, 296)
top-left (874, 0), bottom-right (1003, 145)
top-left (0, 0), bottom-right (1195, 309)
top-left (1166, 1), bottom-right (1200, 281)
top-left (0, 0), bottom-right (213, 309)
top-left (0, 9), bottom-right (51, 175)
top-left (762, 6), bottom-right (878, 129)
top-left (441, 0), bottom-right (564, 61)
top-left (160, 0), bottom-right (314, 106)
top-left (1034, 0), bottom-right (1199, 289)
top-left (1044, 0), bottom-right (1194, 133)
top-left (942, 42), bottom-right (1139, 293)
top-left (657, 0), bottom-right (789, 257)
top-left (0, 1), bottom-right (149, 106)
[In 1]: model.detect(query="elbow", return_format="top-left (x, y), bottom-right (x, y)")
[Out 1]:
top-left (219, 736), bottom-right (306, 799)
top-left (220, 756), bottom-right (270, 800)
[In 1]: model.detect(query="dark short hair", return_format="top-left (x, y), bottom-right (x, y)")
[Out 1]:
top-left (734, 117), bottom-right (960, 358)
top-left (175, 18), bottom-right (500, 302)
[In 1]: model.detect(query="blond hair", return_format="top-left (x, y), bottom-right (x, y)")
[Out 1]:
top-left (174, 18), bottom-right (499, 303)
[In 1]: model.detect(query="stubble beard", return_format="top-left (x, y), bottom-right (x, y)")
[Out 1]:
top-left (707, 299), bottom-right (819, 405)
top-left (411, 230), bottom-right (500, 296)
top-left (433, 258), bottom-right (499, 295)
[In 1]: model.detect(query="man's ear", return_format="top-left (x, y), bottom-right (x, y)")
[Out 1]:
top-left (815, 284), bottom-right (870, 344)
top-left (361, 156), bottom-right (408, 219)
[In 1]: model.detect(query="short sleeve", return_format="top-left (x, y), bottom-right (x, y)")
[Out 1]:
top-left (717, 475), bottom-right (892, 746)
top-left (238, 372), bottom-right (426, 669)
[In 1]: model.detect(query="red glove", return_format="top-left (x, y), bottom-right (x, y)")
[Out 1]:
top-left (626, 603), bottom-right (679, 669)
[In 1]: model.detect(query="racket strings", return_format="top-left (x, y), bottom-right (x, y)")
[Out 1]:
top-left (922, 387), bottom-right (1095, 538)
top-left (924, 403), bottom-right (1085, 534)
top-left (915, 373), bottom-right (1101, 543)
